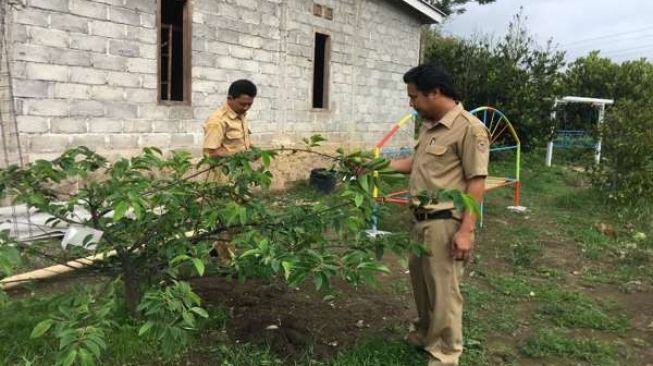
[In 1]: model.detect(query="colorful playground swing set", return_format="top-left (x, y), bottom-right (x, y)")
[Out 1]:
top-left (367, 106), bottom-right (524, 234)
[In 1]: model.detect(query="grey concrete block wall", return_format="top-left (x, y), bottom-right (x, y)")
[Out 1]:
top-left (6, 0), bottom-right (425, 162)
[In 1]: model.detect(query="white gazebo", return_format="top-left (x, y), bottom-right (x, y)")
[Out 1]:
top-left (546, 96), bottom-right (614, 166)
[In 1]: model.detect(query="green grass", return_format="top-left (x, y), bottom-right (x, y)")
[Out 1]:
top-left (488, 275), bottom-right (533, 298)
top-left (520, 330), bottom-right (618, 366)
top-left (536, 286), bottom-right (629, 331)
top-left (508, 239), bottom-right (544, 267)
top-left (0, 297), bottom-right (58, 365)
top-left (574, 227), bottom-right (613, 260)
top-left (325, 339), bottom-right (426, 366)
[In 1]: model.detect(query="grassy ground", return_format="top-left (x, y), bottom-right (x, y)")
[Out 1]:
top-left (1, 154), bottom-right (651, 365)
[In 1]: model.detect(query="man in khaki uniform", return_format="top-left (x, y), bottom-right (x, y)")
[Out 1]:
top-left (389, 64), bottom-right (490, 366)
top-left (203, 79), bottom-right (257, 261)
top-left (203, 79), bottom-right (256, 158)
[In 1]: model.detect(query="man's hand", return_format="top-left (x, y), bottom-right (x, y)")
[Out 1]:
top-left (350, 165), bottom-right (369, 176)
top-left (451, 229), bottom-right (474, 261)
top-left (389, 157), bottom-right (413, 174)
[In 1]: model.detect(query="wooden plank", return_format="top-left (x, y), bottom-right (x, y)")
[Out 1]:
top-left (183, 0), bottom-right (192, 104)
top-left (0, 250), bottom-right (117, 290)
top-left (156, 0), bottom-right (161, 102)
top-left (167, 25), bottom-right (173, 101)
top-left (323, 33), bottom-right (331, 109)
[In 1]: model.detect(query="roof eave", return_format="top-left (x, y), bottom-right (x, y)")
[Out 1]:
top-left (401, 0), bottom-right (446, 24)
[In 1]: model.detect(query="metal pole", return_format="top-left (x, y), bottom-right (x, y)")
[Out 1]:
top-left (545, 108), bottom-right (556, 167)
top-left (515, 143), bottom-right (521, 206)
top-left (595, 104), bottom-right (605, 164)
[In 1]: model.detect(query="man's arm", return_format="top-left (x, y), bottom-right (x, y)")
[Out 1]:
top-left (451, 176), bottom-right (485, 261)
top-left (203, 120), bottom-right (227, 158)
top-left (389, 157), bottom-right (413, 173)
top-left (205, 147), bottom-right (232, 158)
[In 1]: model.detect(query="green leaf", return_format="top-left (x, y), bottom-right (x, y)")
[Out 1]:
top-left (30, 319), bottom-right (53, 338)
top-left (187, 289), bottom-right (202, 306)
top-left (191, 258), bottom-right (205, 276)
top-left (58, 329), bottom-right (77, 349)
top-left (309, 134), bottom-right (326, 147)
top-left (181, 310), bottom-right (195, 327)
top-left (61, 349), bottom-right (77, 366)
top-left (462, 194), bottom-right (481, 216)
top-left (239, 249), bottom-right (260, 258)
top-left (358, 175), bottom-right (369, 193)
top-left (354, 194), bottom-right (364, 208)
top-left (112, 201), bottom-right (129, 221)
top-left (82, 339), bottom-right (101, 358)
top-left (190, 307), bottom-right (209, 318)
top-left (132, 201), bottom-right (144, 220)
top-left (357, 262), bottom-right (390, 273)
top-left (271, 259), bottom-right (280, 272)
top-left (86, 333), bottom-right (106, 350)
top-left (78, 348), bottom-right (94, 366)
top-left (314, 271), bottom-right (328, 290)
top-left (261, 152), bottom-right (271, 167)
top-left (138, 321), bottom-right (154, 336)
top-left (281, 261), bottom-right (293, 280)
top-left (170, 254), bottom-right (191, 265)
top-left (0, 246), bottom-right (21, 275)
top-left (345, 217), bottom-right (361, 231)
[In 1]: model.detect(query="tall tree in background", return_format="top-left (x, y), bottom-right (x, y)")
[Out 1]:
top-left (564, 51), bottom-right (618, 99)
top-left (566, 52), bottom-right (653, 212)
top-left (424, 11), bottom-right (565, 148)
top-left (425, 9), bottom-right (653, 210)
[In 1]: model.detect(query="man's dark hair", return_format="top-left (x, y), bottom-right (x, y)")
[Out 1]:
top-left (228, 79), bottom-right (257, 98)
top-left (403, 63), bottom-right (459, 100)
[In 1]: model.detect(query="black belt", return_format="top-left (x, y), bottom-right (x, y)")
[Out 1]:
top-left (413, 210), bottom-right (460, 222)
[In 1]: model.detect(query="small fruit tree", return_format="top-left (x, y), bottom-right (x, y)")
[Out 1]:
top-left (0, 136), bottom-right (474, 365)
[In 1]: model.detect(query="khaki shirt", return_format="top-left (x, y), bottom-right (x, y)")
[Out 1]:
top-left (409, 103), bottom-right (490, 211)
top-left (202, 103), bottom-right (251, 156)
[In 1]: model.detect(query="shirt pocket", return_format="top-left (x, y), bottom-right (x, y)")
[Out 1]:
top-left (425, 144), bottom-right (448, 157)
top-left (225, 129), bottom-right (244, 140)
top-left (423, 143), bottom-right (455, 170)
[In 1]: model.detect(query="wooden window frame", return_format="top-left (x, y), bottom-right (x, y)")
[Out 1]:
top-left (157, 0), bottom-right (192, 105)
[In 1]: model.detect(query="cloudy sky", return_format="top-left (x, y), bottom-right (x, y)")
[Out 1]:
top-left (441, 0), bottom-right (653, 63)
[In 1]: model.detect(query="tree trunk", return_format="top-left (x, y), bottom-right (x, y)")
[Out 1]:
top-left (123, 261), bottom-right (141, 316)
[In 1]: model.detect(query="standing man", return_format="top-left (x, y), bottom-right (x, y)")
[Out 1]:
top-left (203, 79), bottom-right (257, 157)
top-left (203, 79), bottom-right (257, 261)
top-left (389, 64), bottom-right (490, 366)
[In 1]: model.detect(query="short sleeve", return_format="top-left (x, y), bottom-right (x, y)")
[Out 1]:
top-left (203, 121), bottom-right (225, 150)
top-left (462, 123), bottom-right (490, 179)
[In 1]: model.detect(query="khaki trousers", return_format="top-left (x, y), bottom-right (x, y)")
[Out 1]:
top-left (409, 218), bottom-right (465, 366)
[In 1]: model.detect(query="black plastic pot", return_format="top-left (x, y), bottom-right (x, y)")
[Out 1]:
top-left (309, 168), bottom-right (337, 194)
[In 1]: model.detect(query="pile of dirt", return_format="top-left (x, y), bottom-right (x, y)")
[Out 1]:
top-left (191, 267), bottom-right (413, 359)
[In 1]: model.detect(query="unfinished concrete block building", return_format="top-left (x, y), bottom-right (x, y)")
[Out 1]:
top-left (0, 0), bottom-right (443, 166)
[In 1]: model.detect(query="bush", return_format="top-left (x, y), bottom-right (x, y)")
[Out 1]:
top-left (590, 99), bottom-right (653, 215)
